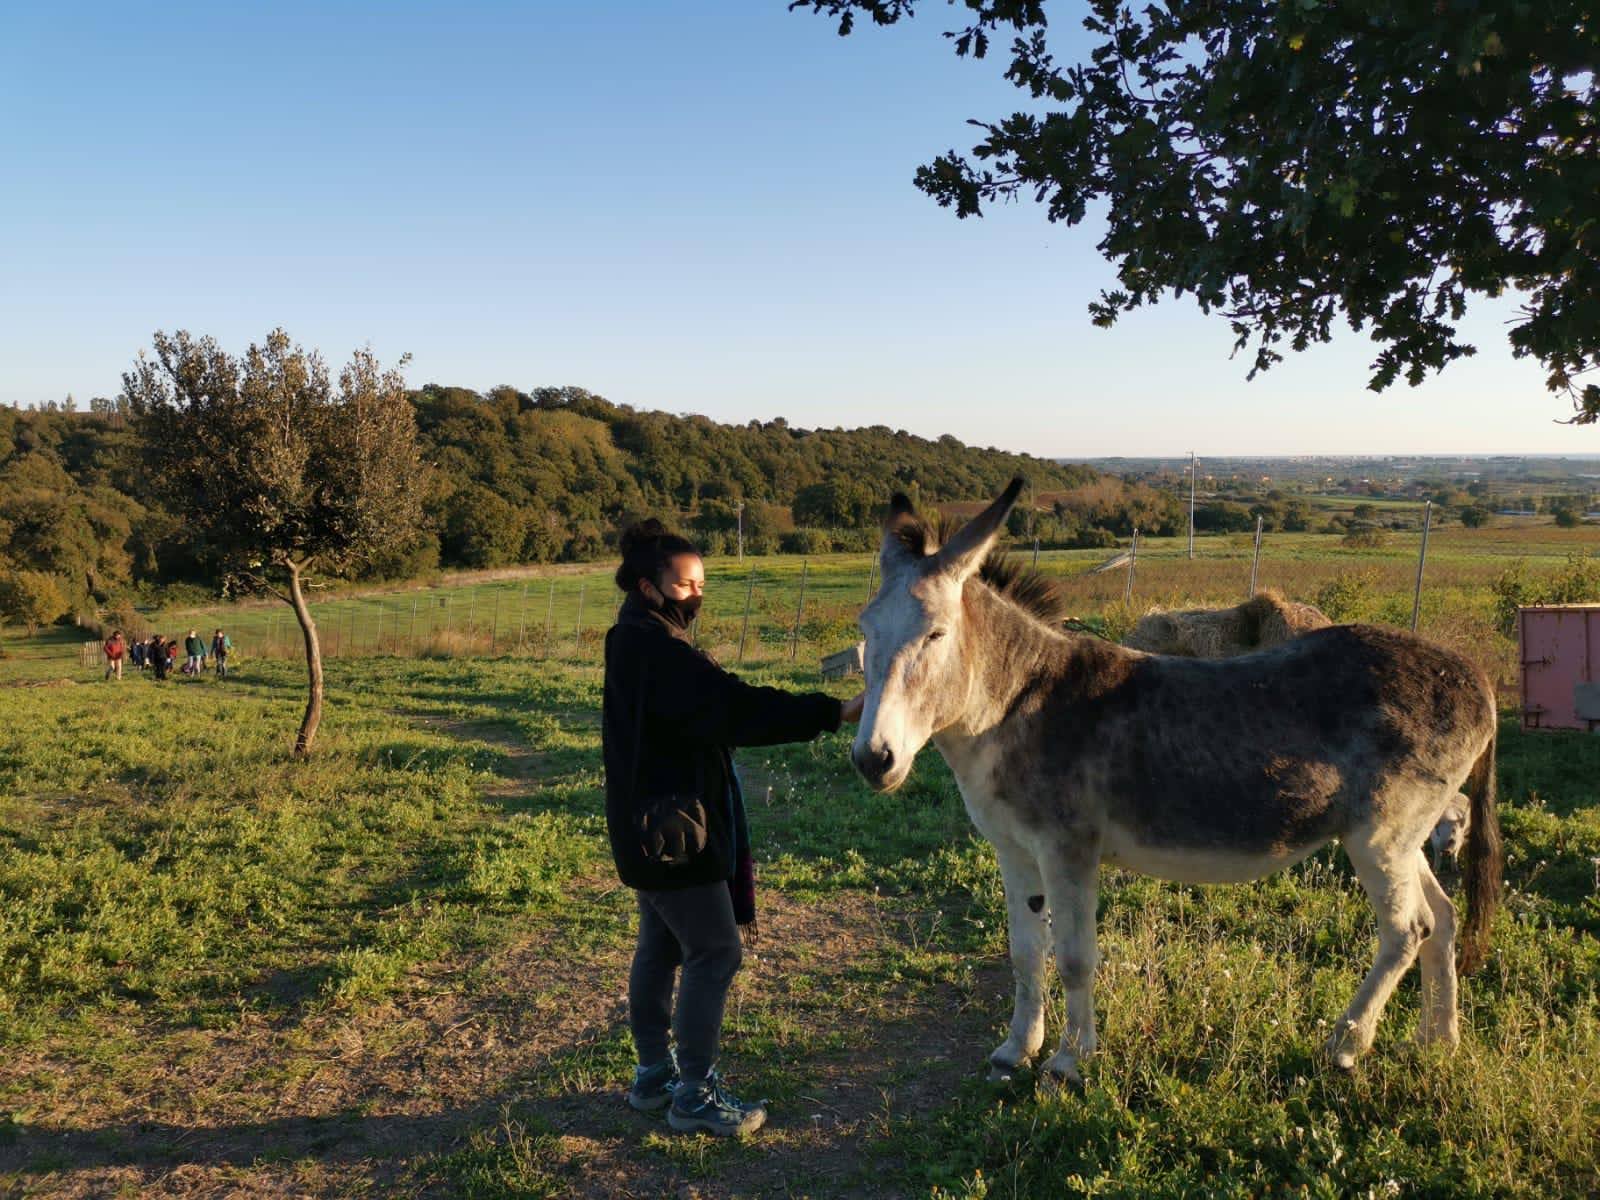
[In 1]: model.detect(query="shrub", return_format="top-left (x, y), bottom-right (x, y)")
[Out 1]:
top-left (779, 528), bottom-right (833, 555)
top-left (1071, 527), bottom-right (1120, 550)
top-left (828, 527), bottom-right (878, 553)
top-left (0, 569), bottom-right (70, 635)
top-left (1316, 569), bottom-right (1380, 622)
top-left (1341, 525), bottom-right (1388, 549)
top-left (1491, 555), bottom-right (1600, 636)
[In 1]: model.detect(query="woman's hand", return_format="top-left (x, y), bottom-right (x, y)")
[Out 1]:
top-left (840, 692), bottom-right (865, 723)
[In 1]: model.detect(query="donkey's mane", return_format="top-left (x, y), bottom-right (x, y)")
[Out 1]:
top-left (890, 510), bottom-right (1072, 628)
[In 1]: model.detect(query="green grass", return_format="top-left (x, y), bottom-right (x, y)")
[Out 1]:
top-left (2, 597), bottom-right (1598, 1196)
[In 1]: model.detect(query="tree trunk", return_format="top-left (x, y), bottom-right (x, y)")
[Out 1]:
top-left (286, 559), bottom-right (324, 757)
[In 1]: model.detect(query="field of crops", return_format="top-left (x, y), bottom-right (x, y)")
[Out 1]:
top-left (3, 522), bottom-right (1598, 1197)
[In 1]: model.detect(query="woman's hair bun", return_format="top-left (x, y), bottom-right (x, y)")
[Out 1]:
top-left (618, 518), bottom-right (670, 556)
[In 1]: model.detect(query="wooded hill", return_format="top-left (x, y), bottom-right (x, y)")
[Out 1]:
top-left (0, 385), bottom-right (1117, 618)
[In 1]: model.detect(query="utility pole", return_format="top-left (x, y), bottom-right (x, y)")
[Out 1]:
top-left (1030, 482), bottom-right (1039, 567)
top-left (1184, 451), bottom-right (1196, 563)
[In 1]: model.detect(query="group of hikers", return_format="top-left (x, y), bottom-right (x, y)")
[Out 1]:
top-left (101, 628), bottom-right (233, 681)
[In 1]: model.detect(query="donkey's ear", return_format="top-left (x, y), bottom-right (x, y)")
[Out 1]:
top-left (880, 491), bottom-right (927, 576)
top-left (933, 476), bottom-right (1024, 582)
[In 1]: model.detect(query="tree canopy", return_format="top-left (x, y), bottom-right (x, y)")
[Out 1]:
top-left (795, 0), bottom-right (1600, 421)
top-left (2, 380), bottom-right (1111, 607)
top-left (122, 329), bottom-right (423, 753)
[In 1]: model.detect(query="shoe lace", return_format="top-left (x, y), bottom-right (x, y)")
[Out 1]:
top-left (706, 1072), bottom-right (748, 1113)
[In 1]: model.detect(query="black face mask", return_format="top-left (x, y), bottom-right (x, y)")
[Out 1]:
top-left (650, 589), bottom-right (702, 631)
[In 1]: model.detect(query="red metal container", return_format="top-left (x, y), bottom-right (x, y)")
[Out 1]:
top-left (1519, 604), bottom-right (1600, 731)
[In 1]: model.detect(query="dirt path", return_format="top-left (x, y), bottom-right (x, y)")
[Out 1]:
top-left (2, 721), bottom-right (1006, 1199)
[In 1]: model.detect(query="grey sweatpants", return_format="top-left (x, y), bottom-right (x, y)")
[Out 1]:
top-left (629, 881), bottom-right (743, 1083)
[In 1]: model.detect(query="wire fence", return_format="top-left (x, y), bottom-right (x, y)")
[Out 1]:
top-left (66, 511), bottom-right (1595, 691)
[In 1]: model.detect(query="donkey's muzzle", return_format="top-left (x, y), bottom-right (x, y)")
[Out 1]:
top-left (852, 742), bottom-right (897, 791)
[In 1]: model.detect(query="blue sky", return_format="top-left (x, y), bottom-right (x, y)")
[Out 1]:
top-left (2, 1), bottom-right (1591, 455)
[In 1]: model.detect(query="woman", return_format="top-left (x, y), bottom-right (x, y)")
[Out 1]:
top-left (603, 520), bottom-right (862, 1137)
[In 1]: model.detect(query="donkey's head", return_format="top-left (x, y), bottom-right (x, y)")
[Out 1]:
top-left (852, 477), bottom-right (1024, 791)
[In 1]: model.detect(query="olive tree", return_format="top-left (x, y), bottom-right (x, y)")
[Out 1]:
top-left (123, 329), bottom-right (423, 754)
top-left (794, 1), bottom-right (1600, 420)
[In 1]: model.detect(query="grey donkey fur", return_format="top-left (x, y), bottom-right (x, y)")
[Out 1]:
top-left (1123, 595), bottom-right (1465, 863)
top-left (851, 479), bottom-right (1501, 1086)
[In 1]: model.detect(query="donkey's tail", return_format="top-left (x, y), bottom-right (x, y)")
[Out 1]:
top-left (1458, 728), bottom-right (1502, 974)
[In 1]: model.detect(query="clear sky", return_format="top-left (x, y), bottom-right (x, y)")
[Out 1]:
top-left (3, 1), bottom-right (1593, 456)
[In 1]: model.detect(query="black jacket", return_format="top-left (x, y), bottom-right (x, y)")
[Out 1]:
top-left (602, 592), bottom-right (843, 892)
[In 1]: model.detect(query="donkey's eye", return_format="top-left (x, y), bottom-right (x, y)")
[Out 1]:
top-left (926, 629), bottom-right (946, 642)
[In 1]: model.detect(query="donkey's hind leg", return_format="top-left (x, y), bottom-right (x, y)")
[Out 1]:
top-left (988, 839), bottom-right (1050, 1082)
top-left (1415, 849), bottom-right (1460, 1048)
top-left (1326, 835), bottom-right (1431, 1069)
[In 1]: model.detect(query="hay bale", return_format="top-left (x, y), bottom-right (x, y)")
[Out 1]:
top-left (1123, 591), bottom-right (1332, 658)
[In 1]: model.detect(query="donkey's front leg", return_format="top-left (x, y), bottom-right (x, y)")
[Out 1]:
top-left (1039, 849), bottom-right (1100, 1091)
top-left (987, 840), bottom-right (1050, 1082)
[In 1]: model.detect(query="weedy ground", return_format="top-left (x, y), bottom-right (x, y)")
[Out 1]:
top-left (1, 622), bottom-right (1598, 1197)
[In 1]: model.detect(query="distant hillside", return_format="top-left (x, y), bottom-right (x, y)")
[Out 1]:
top-left (405, 384), bottom-right (1102, 567)
top-left (0, 387), bottom-right (1105, 608)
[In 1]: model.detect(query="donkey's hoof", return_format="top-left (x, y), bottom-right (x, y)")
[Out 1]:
top-left (1414, 1028), bottom-right (1460, 1053)
top-left (1318, 1043), bottom-right (1356, 1068)
top-left (1036, 1061), bottom-right (1084, 1095)
top-left (987, 1057), bottom-right (1022, 1084)
top-left (1324, 1031), bottom-right (1360, 1071)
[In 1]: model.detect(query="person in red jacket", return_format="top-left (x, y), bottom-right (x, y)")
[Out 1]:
top-left (102, 630), bottom-right (125, 680)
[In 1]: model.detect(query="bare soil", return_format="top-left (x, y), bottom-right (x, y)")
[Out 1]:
top-left (2, 724), bottom-right (1006, 1200)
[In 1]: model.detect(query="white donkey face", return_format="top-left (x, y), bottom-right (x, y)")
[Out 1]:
top-left (851, 478), bottom-right (1024, 792)
top-left (854, 571), bottom-right (967, 791)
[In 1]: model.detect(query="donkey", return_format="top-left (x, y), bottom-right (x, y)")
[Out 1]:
top-left (852, 479), bottom-right (1501, 1086)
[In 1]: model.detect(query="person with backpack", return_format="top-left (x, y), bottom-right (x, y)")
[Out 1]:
top-left (603, 520), bottom-right (863, 1137)
top-left (102, 630), bottom-right (125, 680)
top-left (211, 628), bottom-right (232, 678)
top-left (130, 637), bottom-right (146, 671)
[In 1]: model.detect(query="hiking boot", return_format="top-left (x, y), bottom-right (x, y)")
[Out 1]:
top-left (667, 1072), bottom-right (767, 1137)
top-left (626, 1054), bottom-right (679, 1112)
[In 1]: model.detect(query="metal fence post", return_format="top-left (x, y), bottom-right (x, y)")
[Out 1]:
top-left (1410, 500), bottom-right (1433, 633)
top-left (518, 582), bottom-right (529, 647)
top-left (1248, 514), bottom-right (1264, 598)
top-left (1125, 528), bottom-right (1139, 603)
top-left (1187, 452), bottom-right (1197, 560)
top-left (737, 570), bottom-right (755, 665)
top-left (491, 591), bottom-right (500, 654)
top-left (545, 580), bottom-right (556, 647)
top-left (865, 558), bottom-right (877, 602)
top-left (375, 603), bottom-right (384, 653)
top-left (790, 559), bottom-right (809, 662)
top-left (575, 582), bottom-right (586, 651)
top-left (410, 597), bottom-right (418, 651)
